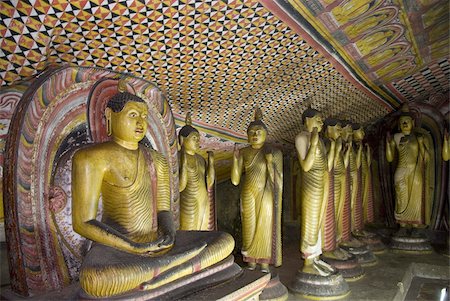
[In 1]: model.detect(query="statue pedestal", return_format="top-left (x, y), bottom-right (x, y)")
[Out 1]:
top-left (353, 230), bottom-right (386, 254)
top-left (340, 239), bottom-right (377, 267)
top-left (259, 271), bottom-right (288, 301)
top-left (321, 250), bottom-right (364, 281)
top-left (390, 231), bottom-right (433, 254)
top-left (289, 269), bottom-right (350, 300)
top-left (3, 260), bottom-right (273, 301)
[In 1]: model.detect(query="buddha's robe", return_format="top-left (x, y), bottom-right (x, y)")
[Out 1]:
top-left (79, 147), bottom-right (233, 298)
top-left (334, 148), bottom-right (347, 243)
top-left (361, 148), bottom-right (374, 224)
top-left (240, 146), bottom-right (282, 266)
top-left (300, 140), bottom-right (329, 259)
top-left (180, 153), bottom-right (215, 231)
top-left (394, 134), bottom-right (429, 225)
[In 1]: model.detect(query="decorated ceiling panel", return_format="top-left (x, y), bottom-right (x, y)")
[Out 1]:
top-left (279, 0), bottom-right (449, 105)
top-left (0, 0), bottom-right (447, 147)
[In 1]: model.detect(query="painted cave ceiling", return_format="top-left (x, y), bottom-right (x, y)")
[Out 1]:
top-left (0, 0), bottom-right (449, 147)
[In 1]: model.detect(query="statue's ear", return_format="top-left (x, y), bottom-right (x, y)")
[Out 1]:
top-left (105, 108), bottom-right (112, 136)
top-left (178, 135), bottom-right (184, 151)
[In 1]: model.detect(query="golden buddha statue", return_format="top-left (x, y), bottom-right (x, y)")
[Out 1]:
top-left (231, 108), bottom-right (283, 273)
top-left (178, 113), bottom-right (215, 231)
top-left (343, 123), bottom-right (363, 233)
top-left (352, 124), bottom-right (366, 233)
top-left (386, 107), bottom-right (432, 228)
top-left (325, 119), bottom-right (350, 244)
top-left (295, 108), bottom-right (335, 275)
top-left (72, 91), bottom-right (234, 298)
top-left (353, 126), bottom-right (375, 224)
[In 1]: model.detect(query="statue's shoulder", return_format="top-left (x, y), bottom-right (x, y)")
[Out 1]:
top-left (142, 147), bottom-right (169, 167)
top-left (73, 142), bottom-right (115, 164)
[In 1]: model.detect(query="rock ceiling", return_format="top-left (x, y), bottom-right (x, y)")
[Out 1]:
top-left (0, 0), bottom-right (448, 146)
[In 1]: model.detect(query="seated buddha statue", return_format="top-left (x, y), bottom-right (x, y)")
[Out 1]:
top-left (72, 91), bottom-right (234, 298)
top-left (178, 113), bottom-right (216, 231)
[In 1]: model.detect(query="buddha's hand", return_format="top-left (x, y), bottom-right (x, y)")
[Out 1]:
top-left (137, 239), bottom-right (172, 256)
top-left (156, 211), bottom-right (176, 249)
top-left (265, 151), bottom-right (273, 165)
top-left (417, 134), bottom-right (424, 145)
top-left (311, 128), bottom-right (319, 147)
top-left (386, 132), bottom-right (392, 143)
top-left (208, 151), bottom-right (214, 166)
top-left (336, 137), bottom-right (343, 152)
top-left (233, 143), bottom-right (240, 160)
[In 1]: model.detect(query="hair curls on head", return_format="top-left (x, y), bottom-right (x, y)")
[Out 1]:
top-left (106, 92), bottom-right (145, 113)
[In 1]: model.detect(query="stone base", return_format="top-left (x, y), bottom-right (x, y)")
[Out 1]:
top-left (1, 260), bottom-right (273, 301)
top-left (289, 270), bottom-right (350, 300)
top-left (340, 240), bottom-right (377, 267)
top-left (259, 271), bottom-right (288, 301)
top-left (321, 250), bottom-right (364, 281)
top-left (353, 230), bottom-right (386, 254)
top-left (390, 234), bottom-right (433, 254)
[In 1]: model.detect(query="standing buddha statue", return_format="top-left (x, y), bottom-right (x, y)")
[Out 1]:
top-left (386, 106), bottom-right (432, 229)
top-left (290, 108), bottom-right (349, 299)
top-left (231, 108), bottom-right (283, 272)
top-left (178, 113), bottom-right (216, 231)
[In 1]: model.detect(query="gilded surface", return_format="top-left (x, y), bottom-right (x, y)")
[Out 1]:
top-left (72, 96), bottom-right (233, 297)
top-left (178, 119), bottom-right (216, 231)
top-left (231, 118), bottom-right (283, 270)
top-left (386, 114), bottom-right (434, 226)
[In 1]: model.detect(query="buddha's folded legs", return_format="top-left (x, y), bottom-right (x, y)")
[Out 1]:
top-left (80, 231), bottom-right (235, 298)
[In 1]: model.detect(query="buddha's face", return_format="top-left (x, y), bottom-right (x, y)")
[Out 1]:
top-left (306, 115), bottom-right (323, 132)
top-left (353, 127), bottom-right (365, 141)
top-left (399, 116), bottom-right (413, 134)
top-left (327, 124), bottom-right (341, 140)
top-left (183, 132), bottom-right (200, 153)
top-left (110, 101), bottom-right (148, 143)
top-left (341, 125), bottom-right (353, 141)
top-left (247, 125), bottom-right (267, 147)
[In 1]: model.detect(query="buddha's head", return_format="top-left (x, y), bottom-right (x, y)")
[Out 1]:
top-left (302, 107), bottom-right (323, 133)
top-left (399, 115), bottom-right (414, 135)
top-left (352, 124), bottom-right (365, 141)
top-left (247, 108), bottom-right (267, 149)
top-left (324, 118), bottom-right (342, 140)
top-left (105, 92), bottom-right (148, 147)
top-left (179, 113), bottom-right (200, 154)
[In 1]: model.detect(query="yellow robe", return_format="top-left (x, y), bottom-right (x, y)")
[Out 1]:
top-left (240, 146), bottom-right (282, 266)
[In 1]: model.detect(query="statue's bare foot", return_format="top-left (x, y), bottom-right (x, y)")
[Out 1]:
top-left (261, 263), bottom-right (269, 273)
top-left (247, 262), bottom-right (256, 270)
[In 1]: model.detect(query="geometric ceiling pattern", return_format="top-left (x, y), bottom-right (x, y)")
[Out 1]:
top-left (0, 0), bottom-right (447, 145)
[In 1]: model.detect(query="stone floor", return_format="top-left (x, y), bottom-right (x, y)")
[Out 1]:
top-left (1, 227), bottom-right (449, 301)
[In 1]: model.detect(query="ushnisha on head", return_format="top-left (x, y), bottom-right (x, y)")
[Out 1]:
top-left (247, 108), bottom-right (268, 149)
top-left (105, 91), bottom-right (148, 150)
top-left (179, 113), bottom-right (200, 154)
top-left (302, 107), bottom-right (324, 132)
top-left (324, 118), bottom-right (342, 140)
